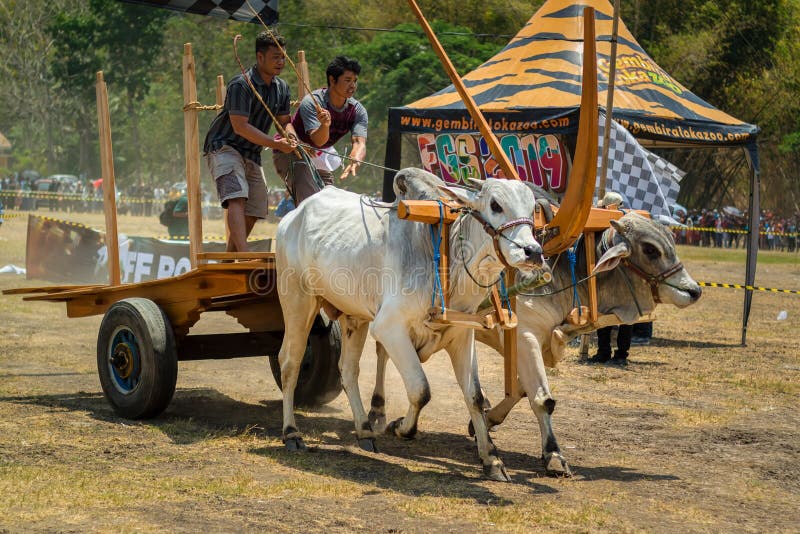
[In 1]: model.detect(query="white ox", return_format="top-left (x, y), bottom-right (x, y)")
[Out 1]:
top-left (367, 184), bottom-right (703, 476)
top-left (274, 168), bottom-right (543, 481)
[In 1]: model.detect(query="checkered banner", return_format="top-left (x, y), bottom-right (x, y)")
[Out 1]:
top-left (596, 112), bottom-right (685, 222)
top-left (117, 0), bottom-right (278, 24)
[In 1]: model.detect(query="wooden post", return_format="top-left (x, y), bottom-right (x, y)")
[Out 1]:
top-left (584, 231), bottom-right (599, 322)
top-left (215, 74), bottom-right (229, 245)
top-left (95, 71), bottom-right (120, 286)
top-left (503, 296), bottom-right (518, 398)
top-left (215, 74), bottom-right (226, 107)
top-left (297, 50), bottom-right (311, 100)
top-left (183, 43), bottom-right (203, 268)
top-left (438, 224), bottom-right (450, 316)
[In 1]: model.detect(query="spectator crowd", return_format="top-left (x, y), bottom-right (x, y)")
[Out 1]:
top-left (672, 208), bottom-right (798, 252)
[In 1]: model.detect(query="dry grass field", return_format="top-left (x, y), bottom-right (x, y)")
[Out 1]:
top-left (1, 209), bottom-right (798, 532)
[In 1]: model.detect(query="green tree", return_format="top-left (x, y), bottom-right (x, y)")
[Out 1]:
top-left (48, 0), bottom-right (169, 180)
top-left (333, 21), bottom-right (502, 191)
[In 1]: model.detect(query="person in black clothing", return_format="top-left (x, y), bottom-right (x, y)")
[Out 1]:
top-left (631, 321), bottom-right (653, 346)
top-left (589, 325), bottom-right (633, 365)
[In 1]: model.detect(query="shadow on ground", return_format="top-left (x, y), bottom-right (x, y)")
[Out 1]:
top-left (3, 386), bottom-right (679, 498)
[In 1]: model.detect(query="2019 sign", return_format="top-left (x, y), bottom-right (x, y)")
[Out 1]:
top-left (417, 133), bottom-right (569, 192)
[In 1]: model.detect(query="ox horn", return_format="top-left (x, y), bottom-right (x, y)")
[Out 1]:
top-left (541, 7), bottom-right (599, 256)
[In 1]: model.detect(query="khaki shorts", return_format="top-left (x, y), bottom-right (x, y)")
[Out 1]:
top-left (205, 145), bottom-right (268, 218)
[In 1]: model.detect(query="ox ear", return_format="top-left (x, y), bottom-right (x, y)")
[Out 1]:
top-left (610, 218), bottom-right (630, 236)
top-left (592, 242), bottom-right (630, 274)
top-left (437, 184), bottom-right (479, 208)
top-left (466, 177), bottom-right (484, 190)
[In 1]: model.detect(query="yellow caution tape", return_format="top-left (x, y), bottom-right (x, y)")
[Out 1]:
top-left (0, 190), bottom-right (219, 207)
top-left (698, 281), bottom-right (800, 295)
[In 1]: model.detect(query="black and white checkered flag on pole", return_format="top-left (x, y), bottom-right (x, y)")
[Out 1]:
top-left (117, 0), bottom-right (278, 25)
top-left (596, 112), bottom-right (685, 223)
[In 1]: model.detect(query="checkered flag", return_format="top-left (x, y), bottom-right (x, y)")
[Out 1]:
top-left (596, 113), bottom-right (684, 222)
top-left (117, 0), bottom-right (278, 24)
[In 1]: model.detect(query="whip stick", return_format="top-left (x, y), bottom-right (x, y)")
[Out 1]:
top-left (406, 0), bottom-right (519, 181)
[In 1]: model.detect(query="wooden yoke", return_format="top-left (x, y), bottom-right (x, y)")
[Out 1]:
top-left (398, 199), bottom-right (517, 332)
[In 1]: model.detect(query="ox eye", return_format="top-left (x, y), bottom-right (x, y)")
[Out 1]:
top-left (642, 243), bottom-right (660, 258)
top-left (490, 199), bottom-right (503, 214)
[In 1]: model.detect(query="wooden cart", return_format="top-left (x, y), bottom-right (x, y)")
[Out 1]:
top-left (3, 46), bottom-right (342, 419)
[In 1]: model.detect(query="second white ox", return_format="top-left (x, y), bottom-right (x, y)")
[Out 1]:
top-left (275, 168), bottom-right (542, 481)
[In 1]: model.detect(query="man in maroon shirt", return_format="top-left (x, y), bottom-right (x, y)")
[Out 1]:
top-left (273, 56), bottom-right (368, 204)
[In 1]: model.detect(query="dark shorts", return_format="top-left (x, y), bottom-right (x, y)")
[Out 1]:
top-left (273, 151), bottom-right (333, 205)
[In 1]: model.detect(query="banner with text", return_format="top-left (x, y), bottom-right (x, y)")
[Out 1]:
top-left (416, 133), bottom-right (570, 192)
top-left (25, 216), bottom-right (271, 284)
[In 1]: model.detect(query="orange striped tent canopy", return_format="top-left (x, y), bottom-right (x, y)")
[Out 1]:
top-left (389, 0), bottom-right (757, 147)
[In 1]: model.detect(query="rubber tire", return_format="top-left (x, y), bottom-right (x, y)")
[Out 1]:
top-left (97, 298), bottom-right (178, 419)
top-left (269, 318), bottom-right (342, 408)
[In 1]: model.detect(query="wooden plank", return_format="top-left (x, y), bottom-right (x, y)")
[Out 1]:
top-left (439, 223), bottom-right (450, 312)
top-left (95, 71), bottom-right (120, 285)
top-left (197, 252), bottom-right (275, 260)
top-left (195, 262), bottom-right (272, 271)
top-left (3, 284), bottom-right (104, 295)
top-left (557, 312), bottom-right (657, 340)
top-left (22, 269), bottom-right (256, 301)
top-left (397, 200), bottom-right (460, 224)
top-left (503, 296), bottom-right (518, 398)
top-left (584, 232), bottom-right (599, 322)
top-left (59, 271), bottom-right (251, 319)
top-left (183, 43), bottom-right (203, 268)
top-left (426, 308), bottom-right (495, 330)
top-left (177, 331), bottom-right (283, 361)
top-left (535, 206), bottom-right (650, 233)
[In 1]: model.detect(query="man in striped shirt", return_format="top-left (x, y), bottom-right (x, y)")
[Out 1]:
top-left (203, 32), bottom-right (299, 253)
top-left (273, 56), bottom-right (368, 204)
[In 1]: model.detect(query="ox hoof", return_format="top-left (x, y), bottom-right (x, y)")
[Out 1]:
top-left (368, 411), bottom-right (387, 433)
top-left (357, 437), bottom-right (379, 453)
top-left (543, 453), bottom-right (572, 477)
top-left (386, 418), bottom-right (416, 439)
top-left (483, 461), bottom-right (511, 482)
top-left (284, 437), bottom-right (307, 452)
top-left (468, 420), bottom-right (498, 437)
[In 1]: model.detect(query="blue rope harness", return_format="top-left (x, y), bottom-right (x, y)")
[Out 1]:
top-left (499, 271), bottom-right (513, 318)
top-left (567, 246), bottom-right (581, 317)
top-left (429, 201), bottom-right (446, 314)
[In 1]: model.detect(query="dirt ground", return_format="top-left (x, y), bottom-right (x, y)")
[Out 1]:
top-left (1, 213), bottom-right (799, 532)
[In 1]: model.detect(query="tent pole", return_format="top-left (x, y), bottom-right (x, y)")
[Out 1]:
top-left (597, 0), bottom-right (621, 199)
top-left (742, 142), bottom-right (760, 346)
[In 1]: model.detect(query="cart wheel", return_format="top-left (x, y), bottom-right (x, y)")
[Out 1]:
top-left (269, 318), bottom-right (342, 408)
top-left (97, 298), bottom-right (178, 419)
